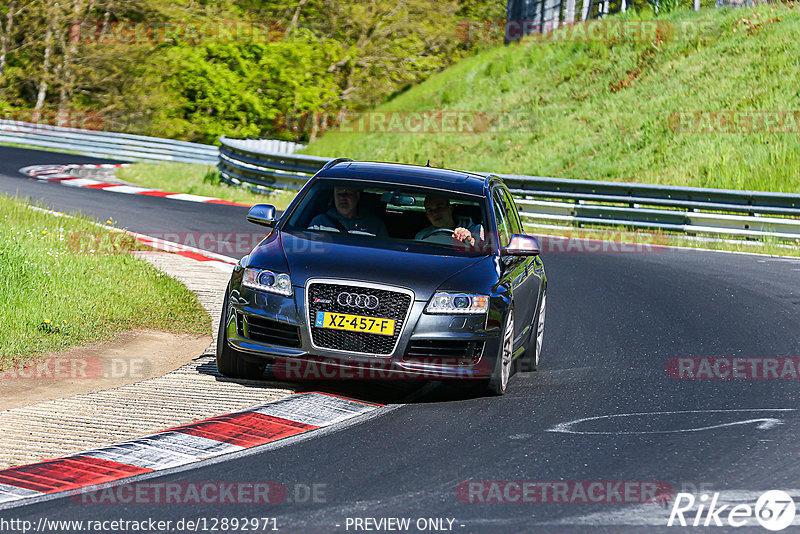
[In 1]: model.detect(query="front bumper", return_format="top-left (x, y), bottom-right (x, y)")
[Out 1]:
top-left (225, 282), bottom-right (502, 381)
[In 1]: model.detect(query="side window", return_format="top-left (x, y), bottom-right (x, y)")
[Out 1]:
top-left (492, 189), bottom-right (512, 248)
top-left (502, 188), bottom-right (523, 236)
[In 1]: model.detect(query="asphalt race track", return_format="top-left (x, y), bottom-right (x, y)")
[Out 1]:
top-left (2, 145), bottom-right (800, 533)
top-left (0, 146), bottom-right (255, 257)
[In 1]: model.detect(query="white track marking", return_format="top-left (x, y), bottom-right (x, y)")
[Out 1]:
top-left (547, 409), bottom-right (797, 435)
top-left (100, 185), bottom-right (157, 194)
top-left (20, 163), bottom-right (252, 208)
top-left (0, 484), bottom-right (42, 503)
top-left (164, 193), bottom-right (219, 202)
top-left (59, 177), bottom-right (102, 187)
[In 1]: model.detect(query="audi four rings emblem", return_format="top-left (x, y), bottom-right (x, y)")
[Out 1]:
top-left (337, 292), bottom-right (380, 309)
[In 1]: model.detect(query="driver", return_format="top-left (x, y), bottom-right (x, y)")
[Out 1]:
top-left (308, 185), bottom-right (388, 236)
top-left (415, 195), bottom-right (484, 246)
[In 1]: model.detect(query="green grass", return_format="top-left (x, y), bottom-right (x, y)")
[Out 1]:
top-left (303, 5), bottom-right (800, 193)
top-left (116, 162), bottom-right (297, 209)
top-left (0, 195), bottom-right (210, 370)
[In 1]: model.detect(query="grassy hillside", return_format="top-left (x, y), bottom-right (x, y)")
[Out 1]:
top-left (303, 5), bottom-right (800, 193)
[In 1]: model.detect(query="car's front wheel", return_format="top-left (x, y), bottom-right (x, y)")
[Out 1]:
top-left (483, 309), bottom-right (514, 396)
top-left (216, 290), bottom-right (266, 380)
top-left (520, 288), bottom-right (546, 372)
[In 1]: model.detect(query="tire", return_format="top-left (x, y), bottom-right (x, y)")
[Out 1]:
top-left (216, 290), bottom-right (266, 380)
top-left (483, 309), bottom-right (514, 396)
top-left (520, 288), bottom-right (546, 372)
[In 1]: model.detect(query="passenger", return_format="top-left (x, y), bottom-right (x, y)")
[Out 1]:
top-left (308, 186), bottom-right (388, 236)
top-left (415, 195), bottom-right (484, 246)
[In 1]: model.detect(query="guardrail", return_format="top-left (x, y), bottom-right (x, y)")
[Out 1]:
top-left (218, 136), bottom-right (800, 241)
top-left (504, 175), bottom-right (800, 240)
top-left (0, 121), bottom-right (303, 165)
top-left (0, 119), bottom-right (218, 164)
top-left (218, 135), bottom-right (327, 191)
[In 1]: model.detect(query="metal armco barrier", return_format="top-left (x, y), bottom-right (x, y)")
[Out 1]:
top-left (0, 121), bottom-right (303, 165)
top-left (218, 135), bottom-right (328, 191)
top-left (218, 136), bottom-right (800, 241)
top-left (0, 119), bottom-right (218, 164)
top-left (504, 175), bottom-right (800, 240)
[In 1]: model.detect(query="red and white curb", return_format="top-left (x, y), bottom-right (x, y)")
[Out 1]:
top-left (0, 392), bottom-right (381, 506)
top-left (23, 163), bottom-right (255, 270)
top-left (20, 163), bottom-right (253, 208)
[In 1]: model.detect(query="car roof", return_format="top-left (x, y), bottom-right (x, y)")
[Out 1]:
top-left (314, 161), bottom-right (492, 196)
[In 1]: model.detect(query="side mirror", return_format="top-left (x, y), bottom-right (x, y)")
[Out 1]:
top-left (246, 204), bottom-right (277, 228)
top-left (501, 234), bottom-right (541, 257)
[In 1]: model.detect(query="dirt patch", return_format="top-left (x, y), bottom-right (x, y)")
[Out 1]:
top-left (0, 330), bottom-right (211, 411)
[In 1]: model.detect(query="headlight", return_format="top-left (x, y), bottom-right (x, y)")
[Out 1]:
top-left (426, 292), bottom-right (489, 314)
top-left (242, 268), bottom-right (293, 297)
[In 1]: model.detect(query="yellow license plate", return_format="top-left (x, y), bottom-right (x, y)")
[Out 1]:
top-left (315, 311), bottom-right (395, 336)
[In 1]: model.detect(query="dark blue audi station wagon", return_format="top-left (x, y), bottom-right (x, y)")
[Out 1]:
top-left (217, 160), bottom-right (546, 395)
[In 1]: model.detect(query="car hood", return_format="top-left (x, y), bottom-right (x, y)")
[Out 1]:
top-left (248, 231), bottom-right (489, 301)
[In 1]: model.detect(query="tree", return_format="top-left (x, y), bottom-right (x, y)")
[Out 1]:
top-left (0, 0), bottom-right (504, 141)
top-left (0, 1), bottom-right (20, 84)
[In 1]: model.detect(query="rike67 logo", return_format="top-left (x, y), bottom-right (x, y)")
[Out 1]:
top-left (668, 490), bottom-right (796, 531)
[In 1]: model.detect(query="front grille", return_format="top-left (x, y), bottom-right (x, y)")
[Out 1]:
top-left (404, 340), bottom-right (485, 364)
top-left (245, 315), bottom-right (301, 348)
top-left (307, 282), bottom-right (412, 356)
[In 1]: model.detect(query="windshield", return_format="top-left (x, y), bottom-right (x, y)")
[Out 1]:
top-left (284, 180), bottom-right (492, 256)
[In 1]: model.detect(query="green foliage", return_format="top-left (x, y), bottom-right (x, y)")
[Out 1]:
top-left (657, 0), bottom-right (683, 15)
top-left (202, 168), bottom-right (221, 185)
top-left (0, 0), bottom-right (497, 144)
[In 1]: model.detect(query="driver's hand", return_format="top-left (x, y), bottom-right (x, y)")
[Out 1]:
top-left (453, 227), bottom-right (475, 246)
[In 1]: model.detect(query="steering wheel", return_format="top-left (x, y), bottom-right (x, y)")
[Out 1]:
top-left (427, 228), bottom-right (456, 237)
top-left (426, 227), bottom-right (476, 247)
